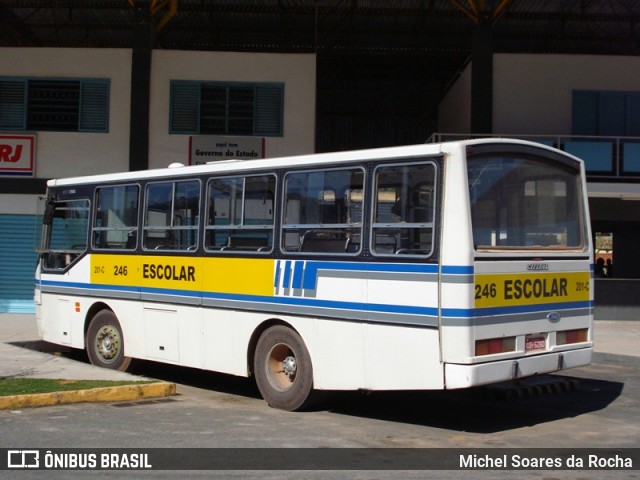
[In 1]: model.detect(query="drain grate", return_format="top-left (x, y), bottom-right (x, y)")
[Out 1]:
top-left (111, 397), bottom-right (179, 408)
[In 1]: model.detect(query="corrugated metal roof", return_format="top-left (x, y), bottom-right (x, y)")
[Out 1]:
top-left (1, 1), bottom-right (639, 55)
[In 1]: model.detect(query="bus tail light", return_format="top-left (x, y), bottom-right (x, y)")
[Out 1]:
top-left (556, 328), bottom-right (588, 346)
top-left (475, 337), bottom-right (516, 356)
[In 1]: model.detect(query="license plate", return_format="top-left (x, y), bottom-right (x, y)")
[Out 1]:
top-left (526, 335), bottom-right (546, 352)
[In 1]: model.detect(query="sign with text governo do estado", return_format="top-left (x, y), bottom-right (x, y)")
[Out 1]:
top-left (189, 136), bottom-right (265, 165)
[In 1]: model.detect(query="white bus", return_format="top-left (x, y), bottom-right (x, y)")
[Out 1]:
top-left (35, 139), bottom-right (594, 411)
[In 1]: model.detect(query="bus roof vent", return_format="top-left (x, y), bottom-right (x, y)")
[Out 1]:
top-left (168, 162), bottom-right (185, 168)
top-left (206, 159), bottom-right (243, 165)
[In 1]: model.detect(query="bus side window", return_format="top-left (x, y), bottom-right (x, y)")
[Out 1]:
top-left (42, 199), bottom-right (90, 270)
top-left (372, 162), bottom-right (436, 257)
top-left (300, 229), bottom-right (349, 253)
top-left (205, 174), bottom-right (275, 253)
top-left (144, 209), bottom-right (172, 249)
top-left (143, 180), bottom-right (200, 251)
top-left (281, 168), bottom-right (364, 255)
top-left (92, 185), bottom-right (139, 250)
top-left (284, 195), bottom-right (301, 250)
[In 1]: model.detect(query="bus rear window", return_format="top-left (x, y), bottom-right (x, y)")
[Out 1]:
top-left (467, 154), bottom-right (585, 250)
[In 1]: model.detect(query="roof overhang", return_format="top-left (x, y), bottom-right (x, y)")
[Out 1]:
top-left (587, 182), bottom-right (640, 201)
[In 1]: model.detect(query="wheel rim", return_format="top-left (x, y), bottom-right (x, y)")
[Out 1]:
top-left (266, 343), bottom-right (297, 391)
top-left (93, 325), bottom-right (121, 364)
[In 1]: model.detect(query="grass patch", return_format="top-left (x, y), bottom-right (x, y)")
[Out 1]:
top-left (0, 378), bottom-right (154, 397)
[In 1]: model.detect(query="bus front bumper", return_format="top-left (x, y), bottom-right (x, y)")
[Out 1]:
top-left (444, 347), bottom-right (593, 389)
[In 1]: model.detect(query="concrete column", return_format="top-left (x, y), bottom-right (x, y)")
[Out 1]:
top-left (471, 13), bottom-right (493, 134)
top-left (129, 8), bottom-right (153, 172)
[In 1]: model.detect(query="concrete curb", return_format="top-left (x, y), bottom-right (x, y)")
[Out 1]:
top-left (0, 381), bottom-right (176, 410)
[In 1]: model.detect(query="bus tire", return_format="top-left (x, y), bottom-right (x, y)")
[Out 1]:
top-left (254, 325), bottom-right (315, 411)
top-left (86, 310), bottom-right (131, 372)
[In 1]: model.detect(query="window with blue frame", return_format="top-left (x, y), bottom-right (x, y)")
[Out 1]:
top-left (572, 90), bottom-right (640, 137)
top-left (572, 90), bottom-right (640, 175)
top-left (170, 80), bottom-right (284, 136)
top-left (0, 77), bottom-right (109, 132)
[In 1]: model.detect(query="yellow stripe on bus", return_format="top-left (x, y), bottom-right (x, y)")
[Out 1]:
top-left (474, 272), bottom-right (591, 308)
top-left (91, 255), bottom-right (142, 288)
top-left (90, 254), bottom-right (274, 296)
top-left (201, 257), bottom-right (274, 296)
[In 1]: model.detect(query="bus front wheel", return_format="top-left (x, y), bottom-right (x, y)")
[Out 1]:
top-left (254, 325), bottom-right (315, 411)
top-left (86, 310), bottom-right (131, 372)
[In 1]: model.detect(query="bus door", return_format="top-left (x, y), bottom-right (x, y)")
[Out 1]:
top-left (37, 194), bottom-right (91, 345)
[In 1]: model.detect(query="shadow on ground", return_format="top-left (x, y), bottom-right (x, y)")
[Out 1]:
top-left (12, 340), bottom-right (625, 434)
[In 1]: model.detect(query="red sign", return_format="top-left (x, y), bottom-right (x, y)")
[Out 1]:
top-left (0, 134), bottom-right (36, 176)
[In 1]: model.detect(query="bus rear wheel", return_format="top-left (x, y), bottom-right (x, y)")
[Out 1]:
top-left (86, 310), bottom-right (131, 372)
top-left (254, 325), bottom-right (315, 411)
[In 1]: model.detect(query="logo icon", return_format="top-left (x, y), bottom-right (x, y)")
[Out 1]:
top-left (7, 450), bottom-right (40, 469)
top-left (547, 312), bottom-right (561, 322)
top-left (527, 263), bottom-right (549, 271)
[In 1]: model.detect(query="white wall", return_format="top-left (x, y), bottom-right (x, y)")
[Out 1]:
top-left (0, 48), bottom-right (316, 180)
top-left (494, 54), bottom-right (640, 135)
top-left (439, 53), bottom-right (640, 136)
top-left (0, 194), bottom-right (40, 215)
top-left (438, 63), bottom-right (472, 134)
top-left (149, 50), bottom-right (316, 169)
top-left (0, 47), bottom-right (316, 222)
top-left (0, 48), bottom-right (132, 179)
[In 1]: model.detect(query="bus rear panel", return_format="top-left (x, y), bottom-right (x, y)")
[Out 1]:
top-left (441, 142), bottom-right (593, 388)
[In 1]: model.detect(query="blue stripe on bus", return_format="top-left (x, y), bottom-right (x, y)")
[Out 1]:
top-left (274, 260), bottom-right (281, 288)
top-left (38, 277), bottom-right (591, 321)
top-left (442, 300), bottom-right (594, 318)
top-left (441, 265), bottom-right (474, 275)
top-left (38, 279), bottom-right (440, 317)
top-left (282, 260), bottom-right (292, 289)
top-left (205, 291), bottom-right (441, 316)
top-left (292, 261), bottom-right (305, 290)
top-left (39, 279), bottom-right (141, 293)
top-left (300, 261), bottom-right (440, 290)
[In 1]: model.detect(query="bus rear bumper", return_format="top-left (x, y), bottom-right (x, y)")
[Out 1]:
top-left (444, 347), bottom-right (593, 389)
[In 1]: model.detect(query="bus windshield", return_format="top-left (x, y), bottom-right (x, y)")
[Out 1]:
top-left (467, 153), bottom-right (585, 251)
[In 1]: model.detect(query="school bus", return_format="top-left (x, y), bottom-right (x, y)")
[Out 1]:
top-left (35, 139), bottom-right (593, 410)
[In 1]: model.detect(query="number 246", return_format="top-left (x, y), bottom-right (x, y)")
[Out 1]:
top-left (113, 265), bottom-right (128, 276)
top-left (475, 283), bottom-right (497, 299)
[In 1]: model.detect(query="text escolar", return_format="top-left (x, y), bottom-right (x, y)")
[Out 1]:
top-left (142, 263), bottom-right (196, 282)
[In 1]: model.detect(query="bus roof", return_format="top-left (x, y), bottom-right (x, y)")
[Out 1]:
top-left (46, 138), bottom-right (573, 187)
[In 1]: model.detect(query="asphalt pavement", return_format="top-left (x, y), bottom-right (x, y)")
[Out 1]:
top-left (0, 313), bottom-right (637, 410)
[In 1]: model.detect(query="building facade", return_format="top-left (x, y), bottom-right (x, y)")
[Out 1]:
top-left (438, 53), bottom-right (640, 318)
top-left (0, 47), bottom-right (316, 312)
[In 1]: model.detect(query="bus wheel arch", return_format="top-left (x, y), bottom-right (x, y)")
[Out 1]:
top-left (247, 319), bottom-right (291, 377)
top-left (251, 322), bottom-right (316, 411)
top-left (85, 307), bottom-right (132, 372)
top-left (84, 302), bottom-right (110, 337)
